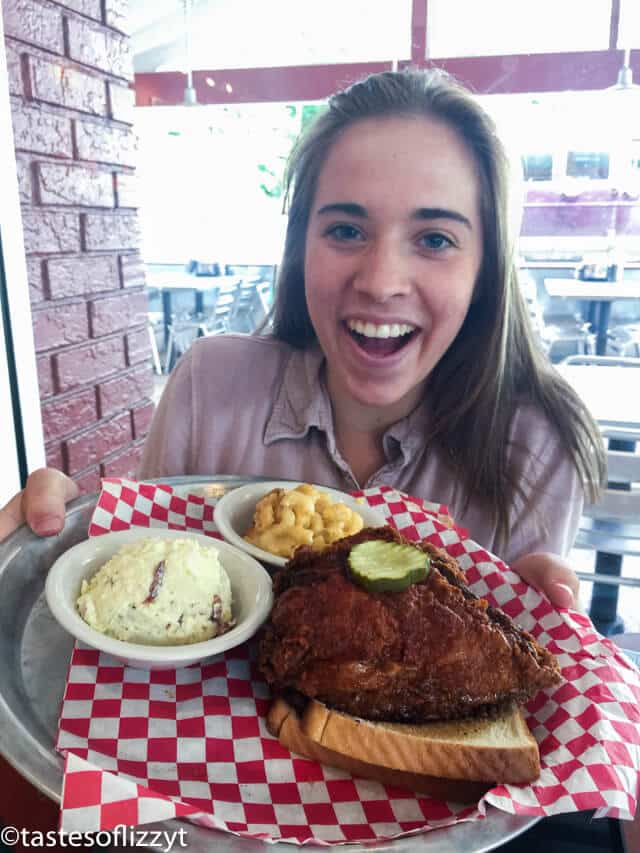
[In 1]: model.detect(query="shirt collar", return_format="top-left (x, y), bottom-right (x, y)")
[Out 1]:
top-left (264, 342), bottom-right (430, 465)
top-left (264, 344), bottom-right (333, 443)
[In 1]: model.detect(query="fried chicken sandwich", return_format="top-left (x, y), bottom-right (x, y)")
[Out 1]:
top-left (259, 526), bottom-right (561, 800)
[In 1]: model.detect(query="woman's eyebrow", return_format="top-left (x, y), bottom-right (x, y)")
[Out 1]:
top-left (413, 207), bottom-right (472, 229)
top-left (316, 202), bottom-right (367, 218)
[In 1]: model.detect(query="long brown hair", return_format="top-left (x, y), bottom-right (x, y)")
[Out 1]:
top-left (270, 68), bottom-right (605, 549)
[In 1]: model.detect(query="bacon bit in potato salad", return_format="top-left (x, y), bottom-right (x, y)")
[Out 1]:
top-left (244, 484), bottom-right (364, 559)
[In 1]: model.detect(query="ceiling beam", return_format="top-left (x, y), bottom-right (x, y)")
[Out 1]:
top-left (135, 62), bottom-right (392, 106)
top-left (134, 50), bottom-right (639, 106)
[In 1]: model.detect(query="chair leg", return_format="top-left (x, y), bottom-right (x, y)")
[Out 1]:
top-left (164, 330), bottom-right (175, 374)
top-left (588, 551), bottom-right (625, 636)
top-left (148, 324), bottom-right (162, 375)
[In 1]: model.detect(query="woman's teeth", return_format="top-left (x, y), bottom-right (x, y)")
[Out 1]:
top-left (347, 320), bottom-right (416, 339)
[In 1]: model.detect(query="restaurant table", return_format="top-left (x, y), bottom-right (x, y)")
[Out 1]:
top-left (544, 279), bottom-right (640, 355)
top-left (556, 362), bottom-right (640, 431)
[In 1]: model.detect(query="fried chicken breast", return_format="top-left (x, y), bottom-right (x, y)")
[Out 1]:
top-left (259, 527), bottom-right (561, 722)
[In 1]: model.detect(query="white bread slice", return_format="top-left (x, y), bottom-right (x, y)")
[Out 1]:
top-left (267, 698), bottom-right (539, 800)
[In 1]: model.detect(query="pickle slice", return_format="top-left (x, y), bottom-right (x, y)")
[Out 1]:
top-left (347, 540), bottom-right (430, 593)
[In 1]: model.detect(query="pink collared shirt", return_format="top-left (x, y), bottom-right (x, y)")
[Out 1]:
top-left (138, 334), bottom-right (584, 564)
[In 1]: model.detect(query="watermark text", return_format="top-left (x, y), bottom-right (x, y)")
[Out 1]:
top-left (0, 824), bottom-right (188, 850)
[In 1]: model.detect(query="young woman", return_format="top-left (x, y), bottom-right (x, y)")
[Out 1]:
top-left (0, 69), bottom-right (605, 606)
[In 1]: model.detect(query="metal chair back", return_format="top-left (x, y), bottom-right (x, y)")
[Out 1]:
top-left (574, 425), bottom-right (640, 632)
top-left (562, 355), bottom-right (640, 367)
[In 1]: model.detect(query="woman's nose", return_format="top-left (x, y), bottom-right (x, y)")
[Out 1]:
top-left (353, 240), bottom-right (410, 302)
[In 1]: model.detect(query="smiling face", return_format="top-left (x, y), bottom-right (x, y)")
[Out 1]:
top-left (304, 115), bottom-right (483, 422)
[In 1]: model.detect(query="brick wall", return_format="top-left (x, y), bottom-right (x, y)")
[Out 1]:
top-left (3, 0), bottom-right (154, 494)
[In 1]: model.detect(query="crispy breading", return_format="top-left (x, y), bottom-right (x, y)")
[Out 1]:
top-left (259, 527), bottom-right (561, 722)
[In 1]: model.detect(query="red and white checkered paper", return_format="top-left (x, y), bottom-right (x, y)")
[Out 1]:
top-left (56, 478), bottom-right (640, 844)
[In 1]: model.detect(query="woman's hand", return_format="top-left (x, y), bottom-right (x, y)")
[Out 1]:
top-left (0, 468), bottom-right (79, 543)
top-left (510, 551), bottom-right (580, 609)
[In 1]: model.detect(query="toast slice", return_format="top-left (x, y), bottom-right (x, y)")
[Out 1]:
top-left (267, 697), bottom-right (540, 801)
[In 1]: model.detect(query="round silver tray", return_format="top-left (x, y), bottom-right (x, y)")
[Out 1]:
top-left (0, 475), bottom-right (539, 851)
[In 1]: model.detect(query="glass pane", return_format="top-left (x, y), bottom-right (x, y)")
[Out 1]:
top-left (427, 0), bottom-right (612, 58)
top-left (566, 151), bottom-right (610, 179)
top-left (133, 0), bottom-right (412, 73)
top-left (618, 0), bottom-right (640, 49)
top-left (523, 154), bottom-right (553, 181)
top-left (479, 89), bottom-right (640, 262)
top-left (135, 102), bottom-right (302, 265)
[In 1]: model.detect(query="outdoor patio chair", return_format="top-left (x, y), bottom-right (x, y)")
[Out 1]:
top-left (163, 286), bottom-right (235, 373)
top-left (573, 423), bottom-right (640, 635)
top-left (227, 278), bottom-right (273, 333)
top-left (607, 323), bottom-right (640, 358)
top-left (539, 318), bottom-right (596, 362)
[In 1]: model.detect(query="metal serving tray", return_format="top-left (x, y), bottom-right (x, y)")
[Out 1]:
top-left (0, 476), bottom-right (539, 852)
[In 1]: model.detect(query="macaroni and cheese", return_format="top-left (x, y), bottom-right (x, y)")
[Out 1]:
top-left (244, 483), bottom-right (364, 559)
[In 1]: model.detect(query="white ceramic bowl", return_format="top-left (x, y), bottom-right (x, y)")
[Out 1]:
top-left (214, 480), bottom-right (386, 568)
top-left (45, 527), bottom-right (273, 670)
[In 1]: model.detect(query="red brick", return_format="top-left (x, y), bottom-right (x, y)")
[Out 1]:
top-left (15, 155), bottom-right (32, 202)
top-left (66, 18), bottom-right (132, 79)
top-left (41, 388), bottom-right (97, 443)
top-left (21, 209), bottom-right (81, 253)
top-left (120, 252), bottom-right (146, 287)
top-left (5, 39), bottom-right (23, 96)
top-left (10, 103), bottom-right (73, 157)
top-left (101, 441), bottom-right (144, 479)
top-left (83, 212), bottom-right (140, 251)
top-left (47, 254), bottom-right (119, 298)
top-left (115, 171), bottom-right (137, 207)
top-left (45, 442), bottom-right (64, 471)
top-left (32, 301), bottom-right (88, 351)
top-left (59, 0), bottom-right (101, 20)
top-left (26, 256), bottom-right (46, 302)
top-left (55, 336), bottom-right (126, 392)
top-left (65, 411), bottom-right (132, 474)
top-left (74, 118), bottom-right (137, 166)
top-left (28, 54), bottom-right (107, 115)
top-left (89, 290), bottom-right (148, 336)
top-left (37, 354), bottom-right (55, 397)
top-left (97, 364), bottom-right (153, 418)
top-left (104, 0), bottom-right (129, 33)
top-left (108, 82), bottom-right (134, 123)
top-left (37, 162), bottom-right (114, 207)
top-left (3, 0), bottom-right (64, 54)
top-left (73, 467), bottom-right (102, 496)
top-left (126, 326), bottom-right (152, 364)
top-left (132, 401), bottom-right (155, 439)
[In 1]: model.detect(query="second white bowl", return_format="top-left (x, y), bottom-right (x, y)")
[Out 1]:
top-left (214, 480), bottom-right (386, 568)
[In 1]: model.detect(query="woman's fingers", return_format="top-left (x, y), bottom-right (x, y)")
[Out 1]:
top-left (0, 468), bottom-right (79, 543)
top-left (510, 551), bottom-right (580, 609)
top-left (22, 468), bottom-right (79, 538)
top-left (0, 492), bottom-right (26, 542)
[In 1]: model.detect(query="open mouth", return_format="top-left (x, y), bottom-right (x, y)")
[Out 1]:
top-left (346, 320), bottom-right (418, 357)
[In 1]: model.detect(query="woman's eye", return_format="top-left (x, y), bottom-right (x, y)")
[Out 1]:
top-left (420, 232), bottom-right (454, 251)
top-left (325, 223), bottom-right (363, 242)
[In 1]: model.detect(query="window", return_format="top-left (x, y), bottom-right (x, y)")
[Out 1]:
top-left (133, 0), bottom-right (412, 73)
top-left (566, 151), bottom-right (610, 179)
top-left (523, 154), bottom-right (553, 181)
top-left (426, 0), bottom-right (612, 58)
